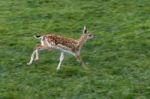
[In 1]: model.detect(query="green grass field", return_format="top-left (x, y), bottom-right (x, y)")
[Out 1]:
top-left (0, 0), bottom-right (150, 99)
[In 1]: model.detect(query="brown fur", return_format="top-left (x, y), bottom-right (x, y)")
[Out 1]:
top-left (44, 34), bottom-right (79, 52)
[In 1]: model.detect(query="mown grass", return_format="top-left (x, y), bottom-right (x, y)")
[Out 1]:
top-left (0, 0), bottom-right (150, 99)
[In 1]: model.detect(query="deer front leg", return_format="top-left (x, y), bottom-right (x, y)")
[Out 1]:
top-left (57, 52), bottom-right (64, 70)
top-left (75, 53), bottom-right (87, 69)
top-left (76, 55), bottom-right (85, 65)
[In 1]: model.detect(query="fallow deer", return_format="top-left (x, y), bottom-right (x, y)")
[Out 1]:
top-left (27, 26), bottom-right (94, 70)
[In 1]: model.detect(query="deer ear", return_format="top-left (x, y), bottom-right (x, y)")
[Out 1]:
top-left (83, 26), bottom-right (87, 34)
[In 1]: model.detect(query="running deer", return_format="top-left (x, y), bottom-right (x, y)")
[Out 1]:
top-left (27, 26), bottom-right (94, 70)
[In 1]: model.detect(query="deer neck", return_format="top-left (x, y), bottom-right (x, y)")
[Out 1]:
top-left (77, 34), bottom-right (88, 50)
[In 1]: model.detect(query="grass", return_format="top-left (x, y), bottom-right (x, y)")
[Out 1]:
top-left (0, 0), bottom-right (150, 99)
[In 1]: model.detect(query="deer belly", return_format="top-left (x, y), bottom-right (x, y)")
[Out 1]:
top-left (56, 44), bottom-right (75, 56)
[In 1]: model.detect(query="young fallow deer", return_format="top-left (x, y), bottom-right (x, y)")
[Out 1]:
top-left (27, 26), bottom-right (94, 70)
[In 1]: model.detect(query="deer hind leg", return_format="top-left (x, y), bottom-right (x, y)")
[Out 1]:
top-left (27, 45), bottom-right (47, 65)
top-left (27, 49), bottom-right (36, 65)
top-left (34, 49), bottom-right (39, 61)
top-left (57, 52), bottom-right (64, 70)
